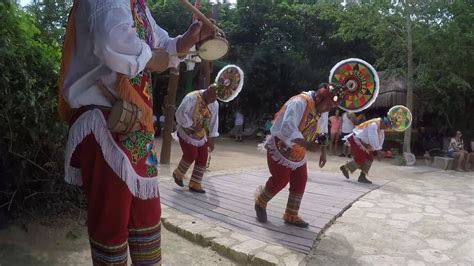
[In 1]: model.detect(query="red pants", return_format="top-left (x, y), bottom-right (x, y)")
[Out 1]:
top-left (345, 136), bottom-right (374, 174)
top-left (178, 137), bottom-right (208, 168)
top-left (256, 151), bottom-right (308, 219)
top-left (176, 137), bottom-right (208, 185)
top-left (348, 135), bottom-right (374, 165)
top-left (72, 134), bottom-right (161, 265)
top-left (264, 151), bottom-right (308, 197)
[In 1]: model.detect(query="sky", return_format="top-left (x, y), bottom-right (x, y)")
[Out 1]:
top-left (19, 0), bottom-right (31, 6)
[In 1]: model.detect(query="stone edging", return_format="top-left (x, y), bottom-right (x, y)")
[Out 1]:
top-left (161, 205), bottom-right (307, 265)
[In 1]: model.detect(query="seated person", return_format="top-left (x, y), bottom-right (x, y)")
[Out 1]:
top-left (447, 131), bottom-right (471, 172)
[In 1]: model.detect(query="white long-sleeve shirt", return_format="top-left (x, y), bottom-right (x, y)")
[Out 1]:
top-left (341, 112), bottom-right (355, 134)
top-left (318, 112), bottom-right (329, 134)
top-left (63, 0), bottom-right (182, 109)
top-left (175, 90), bottom-right (219, 146)
top-left (352, 121), bottom-right (385, 151)
top-left (271, 91), bottom-right (322, 147)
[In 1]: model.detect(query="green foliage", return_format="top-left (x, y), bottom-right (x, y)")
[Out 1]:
top-left (26, 0), bottom-right (72, 44)
top-left (0, 1), bottom-right (78, 216)
top-left (321, 1), bottom-right (474, 132)
top-left (148, 0), bottom-right (373, 121)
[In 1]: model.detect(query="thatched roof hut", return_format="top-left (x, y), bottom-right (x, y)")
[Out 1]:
top-left (369, 72), bottom-right (419, 109)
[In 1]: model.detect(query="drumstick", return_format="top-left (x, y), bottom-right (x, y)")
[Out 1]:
top-left (97, 79), bottom-right (118, 104)
top-left (178, 0), bottom-right (220, 33)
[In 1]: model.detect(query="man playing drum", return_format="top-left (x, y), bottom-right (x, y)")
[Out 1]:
top-left (255, 83), bottom-right (348, 228)
top-left (58, 0), bottom-right (211, 264)
top-left (172, 85), bottom-right (219, 194)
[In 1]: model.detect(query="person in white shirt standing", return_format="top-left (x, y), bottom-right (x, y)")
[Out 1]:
top-left (57, 0), bottom-right (211, 264)
top-left (339, 111), bottom-right (357, 157)
top-left (173, 85), bottom-right (219, 193)
top-left (234, 109), bottom-right (245, 142)
top-left (255, 83), bottom-right (348, 228)
top-left (339, 118), bottom-right (391, 184)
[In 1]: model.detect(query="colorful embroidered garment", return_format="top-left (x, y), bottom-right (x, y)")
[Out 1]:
top-left (128, 222), bottom-right (162, 265)
top-left (273, 93), bottom-right (320, 163)
top-left (191, 91), bottom-right (211, 140)
top-left (115, 0), bottom-right (158, 179)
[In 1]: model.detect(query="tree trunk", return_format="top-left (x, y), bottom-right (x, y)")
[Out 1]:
top-left (160, 68), bottom-right (180, 164)
top-left (404, 2), bottom-right (414, 154)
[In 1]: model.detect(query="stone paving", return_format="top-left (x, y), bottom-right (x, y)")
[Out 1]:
top-left (307, 166), bottom-right (474, 265)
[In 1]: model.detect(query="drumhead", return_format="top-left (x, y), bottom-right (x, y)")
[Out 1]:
top-left (198, 38), bottom-right (229, 61)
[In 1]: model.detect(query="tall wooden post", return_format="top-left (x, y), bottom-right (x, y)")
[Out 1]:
top-left (160, 68), bottom-right (180, 164)
top-left (199, 60), bottom-right (212, 89)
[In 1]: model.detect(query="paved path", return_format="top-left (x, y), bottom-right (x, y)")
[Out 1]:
top-left (161, 168), bottom-right (391, 254)
top-left (308, 166), bottom-right (474, 265)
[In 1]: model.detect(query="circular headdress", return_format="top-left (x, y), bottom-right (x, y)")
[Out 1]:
top-left (214, 64), bottom-right (244, 102)
top-left (329, 58), bottom-right (380, 112)
top-left (387, 105), bottom-right (412, 132)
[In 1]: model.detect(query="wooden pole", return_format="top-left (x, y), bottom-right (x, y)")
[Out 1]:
top-left (199, 60), bottom-right (212, 89)
top-left (160, 68), bottom-right (180, 164)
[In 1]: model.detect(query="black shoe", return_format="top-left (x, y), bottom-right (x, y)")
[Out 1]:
top-left (285, 219), bottom-right (309, 228)
top-left (358, 173), bottom-right (372, 184)
top-left (255, 204), bottom-right (267, 223)
top-left (189, 186), bottom-right (206, 193)
top-left (340, 165), bottom-right (350, 179)
top-left (172, 172), bottom-right (184, 187)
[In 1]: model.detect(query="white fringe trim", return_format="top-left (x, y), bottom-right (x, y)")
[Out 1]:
top-left (171, 131), bottom-right (179, 142)
top-left (257, 135), bottom-right (270, 153)
top-left (64, 109), bottom-right (160, 200)
top-left (266, 136), bottom-right (307, 170)
top-left (176, 127), bottom-right (207, 147)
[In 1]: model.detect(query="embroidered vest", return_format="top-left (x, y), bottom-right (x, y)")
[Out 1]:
top-left (273, 93), bottom-right (320, 162)
top-left (114, 0), bottom-right (158, 177)
top-left (191, 91), bottom-right (212, 140)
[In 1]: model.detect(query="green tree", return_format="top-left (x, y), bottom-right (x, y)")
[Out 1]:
top-left (0, 1), bottom-right (75, 215)
top-left (321, 0), bottom-right (474, 152)
top-left (26, 0), bottom-right (72, 44)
